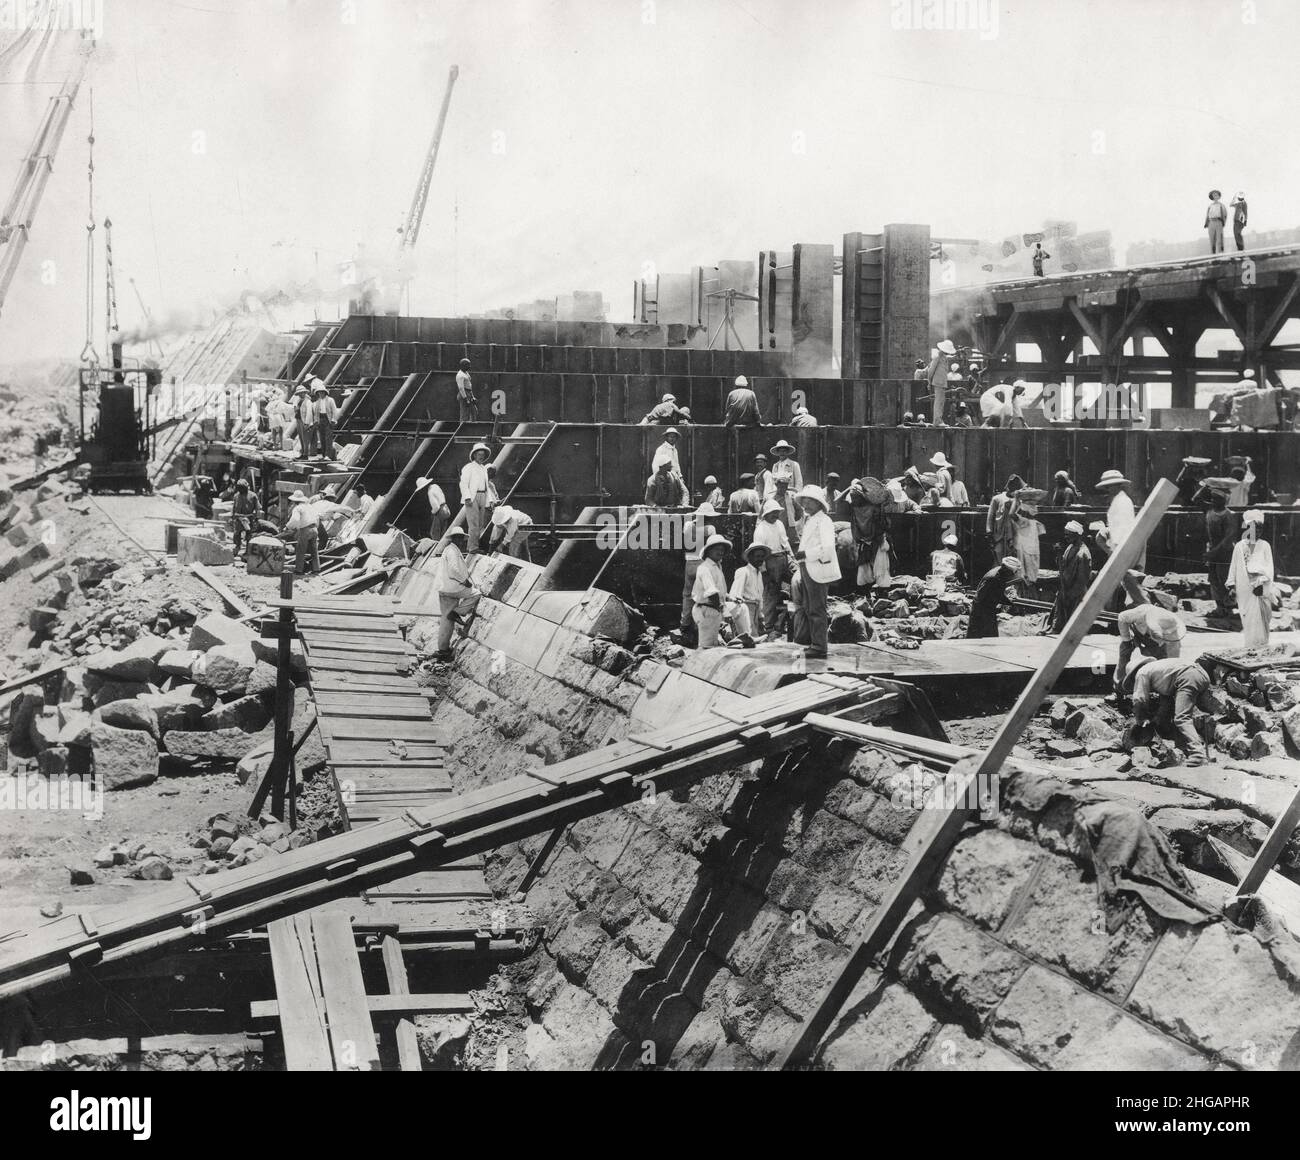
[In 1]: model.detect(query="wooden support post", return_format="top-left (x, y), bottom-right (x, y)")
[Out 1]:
top-left (380, 935), bottom-right (422, 1072)
top-left (773, 479), bottom-right (1179, 1070)
top-left (515, 826), bottom-right (566, 896)
top-left (1228, 783), bottom-right (1300, 914)
top-left (250, 568), bottom-right (296, 822)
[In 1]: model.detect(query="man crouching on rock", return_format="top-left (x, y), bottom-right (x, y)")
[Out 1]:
top-left (434, 527), bottom-right (482, 661)
top-left (1126, 656), bottom-right (1211, 767)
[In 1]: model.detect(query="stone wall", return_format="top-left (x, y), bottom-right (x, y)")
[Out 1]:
top-left (415, 558), bottom-right (1300, 1070)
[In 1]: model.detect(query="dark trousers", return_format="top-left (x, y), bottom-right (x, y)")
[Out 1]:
top-left (1208, 562), bottom-right (1233, 614)
top-left (233, 515), bottom-right (252, 555)
top-left (459, 396), bottom-right (478, 422)
top-left (318, 415), bottom-right (334, 459)
top-left (1147, 668), bottom-right (1209, 757)
top-left (295, 526), bottom-right (320, 574)
top-left (793, 572), bottom-right (829, 654)
top-left (1233, 223), bottom-right (1245, 252)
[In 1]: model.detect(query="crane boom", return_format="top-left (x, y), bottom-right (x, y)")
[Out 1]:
top-left (399, 64), bottom-right (458, 252)
top-left (0, 39), bottom-right (92, 322)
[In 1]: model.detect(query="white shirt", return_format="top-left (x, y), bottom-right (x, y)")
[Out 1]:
top-left (691, 558), bottom-right (726, 605)
top-left (651, 440), bottom-right (681, 475)
top-left (753, 519), bottom-right (792, 555)
top-left (1227, 465), bottom-right (1254, 507)
top-left (727, 563), bottom-right (763, 605)
top-left (459, 459), bottom-right (490, 503)
top-left (1229, 536), bottom-right (1273, 594)
top-left (491, 505), bottom-right (533, 539)
top-left (979, 385), bottom-right (1023, 423)
top-left (798, 510), bottom-right (841, 584)
top-left (1105, 491), bottom-right (1136, 551)
top-left (426, 483), bottom-right (447, 510)
top-left (285, 504), bottom-right (314, 532)
top-left (456, 369), bottom-right (473, 399)
top-left (768, 458), bottom-right (803, 498)
top-left (439, 542), bottom-right (474, 596)
top-left (315, 394), bottom-right (338, 422)
top-left (358, 494), bottom-right (374, 515)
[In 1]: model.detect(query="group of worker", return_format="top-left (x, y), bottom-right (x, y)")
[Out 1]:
top-left (415, 442), bottom-right (534, 559)
top-left (239, 377), bottom-right (340, 461)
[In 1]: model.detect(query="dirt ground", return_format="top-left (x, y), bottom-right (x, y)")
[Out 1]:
top-left (0, 486), bottom-right (339, 936)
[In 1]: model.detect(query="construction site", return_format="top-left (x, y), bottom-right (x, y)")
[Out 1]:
top-left (0, 2), bottom-right (1298, 1094)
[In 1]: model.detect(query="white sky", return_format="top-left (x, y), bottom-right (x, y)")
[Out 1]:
top-left (1, 0), bottom-right (1297, 362)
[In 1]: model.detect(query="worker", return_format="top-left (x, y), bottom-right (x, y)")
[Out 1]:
top-left (753, 498), bottom-right (793, 636)
top-left (1048, 470), bottom-right (1080, 507)
top-left (947, 361), bottom-right (964, 387)
top-left (286, 490), bottom-right (320, 575)
top-left (980, 381), bottom-right (1028, 428)
top-left (456, 358), bottom-right (478, 422)
top-left (1226, 456), bottom-right (1254, 507)
top-left (1011, 488), bottom-right (1046, 593)
top-left (1230, 191), bottom-right (1248, 252)
top-left (459, 442), bottom-right (492, 552)
top-left (293, 385), bottom-right (317, 460)
top-left (1050, 520), bottom-right (1092, 632)
top-left (845, 476), bottom-right (891, 590)
top-left (267, 389), bottom-right (288, 449)
top-left (791, 485), bottom-right (840, 659)
top-left (923, 339), bottom-right (957, 426)
top-left (680, 504), bottom-right (718, 641)
top-left (1203, 481), bottom-right (1239, 619)
top-left (790, 404), bottom-right (818, 428)
top-left (651, 427), bottom-right (683, 477)
top-left (691, 534), bottom-right (732, 649)
top-left (1174, 457), bottom-right (1211, 505)
top-left (312, 380), bottom-right (338, 460)
top-left (1128, 657), bottom-right (1210, 766)
top-left (886, 468), bottom-right (926, 515)
top-left (750, 453), bottom-right (772, 502)
top-left (929, 532), bottom-right (966, 586)
top-left (1031, 242), bottom-right (1050, 276)
top-left (640, 393), bottom-right (689, 425)
top-left (644, 459), bottom-right (689, 508)
top-left (1229, 510), bottom-right (1274, 647)
top-left (1115, 605), bottom-right (1186, 697)
top-left (488, 504), bottom-right (534, 559)
top-left (1095, 469), bottom-right (1139, 562)
top-left (951, 401), bottom-right (974, 428)
top-left (912, 358), bottom-right (927, 380)
top-left (417, 475), bottom-right (450, 540)
top-left (928, 452), bottom-right (954, 502)
top-left (311, 485), bottom-right (351, 545)
top-left (700, 474), bottom-right (725, 511)
top-left (770, 475), bottom-right (802, 550)
top-left (224, 479), bottom-right (261, 557)
top-left (1204, 189), bottom-right (1227, 255)
top-left (192, 475), bottom-right (217, 519)
top-left (824, 472), bottom-right (842, 505)
top-left (355, 483), bottom-right (373, 516)
top-left (986, 474), bottom-right (1023, 561)
top-left (966, 558), bottom-right (1022, 638)
top-left (724, 376), bottom-right (763, 426)
top-left (726, 472), bottom-right (760, 514)
top-left (768, 440), bottom-right (803, 498)
top-left (725, 543), bottom-right (767, 643)
top-left (342, 486), bottom-right (362, 514)
top-left (434, 527), bottom-right (481, 660)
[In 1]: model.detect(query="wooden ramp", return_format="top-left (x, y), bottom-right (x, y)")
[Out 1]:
top-left (257, 913), bottom-right (475, 1071)
top-left (293, 598), bottom-right (496, 942)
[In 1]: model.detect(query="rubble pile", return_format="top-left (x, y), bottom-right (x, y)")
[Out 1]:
top-left (1147, 572), bottom-right (1300, 629)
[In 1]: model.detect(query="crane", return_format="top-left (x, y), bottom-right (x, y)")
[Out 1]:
top-left (398, 64), bottom-right (459, 253)
top-left (0, 36), bottom-right (92, 323)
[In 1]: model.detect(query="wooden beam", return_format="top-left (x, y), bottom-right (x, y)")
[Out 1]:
top-left (380, 935), bottom-right (423, 1072)
top-left (312, 912), bottom-right (381, 1072)
top-left (1260, 276), bottom-right (1300, 347)
top-left (266, 916), bottom-right (332, 1071)
top-left (1066, 299), bottom-right (1105, 353)
top-left (1108, 298), bottom-right (1149, 355)
top-left (988, 307), bottom-right (1023, 360)
top-left (251, 991), bottom-right (475, 1023)
top-left (188, 562), bottom-right (255, 618)
top-left (774, 478), bottom-right (1179, 1070)
top-left (1204, 284), bottom-right (1247, 344)
top-left (1230, 783), bottom-right (1300, 904)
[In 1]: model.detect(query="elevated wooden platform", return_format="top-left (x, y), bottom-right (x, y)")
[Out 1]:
top-left (294, 597), bottom-right (497, 943)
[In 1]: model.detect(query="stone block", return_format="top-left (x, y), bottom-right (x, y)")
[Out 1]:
top-left (91, 722), bottom-right (160, 791)
top-left (187, 613), bottom-right (256, 653)
top-left (87, 634), bottom-right (171, 682)
top-left (993, 964), bottom-right (1209, 1070)
top-left (819, 984), bottom-right (936, 1071)
top-left (902, 913), bottom-right (1026, 1031)
top-left (245, 535), bottom-right (285, 576)
top-left (199, 694), bottom-right (271, 733)
top-left (94, 699), bottom-right (161, 740)
top-left (176, 529), bottom-right (234, 567)
top-left (191, 643), bottom-right (257, 693)
top-left (934, 830), bottom-right (1041, 930)
top-left (162, 728), bottom-right (262, 761)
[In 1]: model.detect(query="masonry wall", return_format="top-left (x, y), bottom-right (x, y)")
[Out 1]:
top-left (414, 559), bottom-right (1300, 1070)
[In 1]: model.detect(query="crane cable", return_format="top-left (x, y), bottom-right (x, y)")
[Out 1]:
top-left (79, 87), bottom-right (98, 367)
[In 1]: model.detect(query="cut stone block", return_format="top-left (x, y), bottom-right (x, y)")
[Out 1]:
top-left (176, 529), bottom-right (234, 567)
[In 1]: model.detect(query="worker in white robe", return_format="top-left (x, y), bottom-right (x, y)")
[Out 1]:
top-left (435, 528), bottom-right (481, 657)
top-left (1228, 510), bottom-right (1274, 647)
top-left (459, 442), bottom-right (492, 552)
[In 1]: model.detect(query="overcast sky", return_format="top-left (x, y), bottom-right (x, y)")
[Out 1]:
top-left (1, 0), bottom-right (1296, 363)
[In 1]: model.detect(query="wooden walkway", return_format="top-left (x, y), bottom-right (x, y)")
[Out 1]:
top-left (295, 597), bottom-right (496, 940)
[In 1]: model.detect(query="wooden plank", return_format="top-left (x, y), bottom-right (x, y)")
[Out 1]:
top-left (323, 740), bottom-right (446, 762)
top-left (315, 695), bottom-right (431, 719)
top-left (188, 562), bottom-right (256, 618)
top-left (302, 636), bottom-right (411, 655)
top-left (320, 718), bottom-right (443, 743)
top-left (774, 479), bottom-right (1179, 1070)
top-left (311, 912), bottom-right (380, 1072)
top-left (252, 991), bottom-right (475, 1023)
top-left (380, 935), bottom-right (423, 1072)
top-left (266, 917), bottom-right (332, 1071)
top-left (1231, 783), bottom-right (1300, 902)
top-left (307, 658), bottom-right (407, 674)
